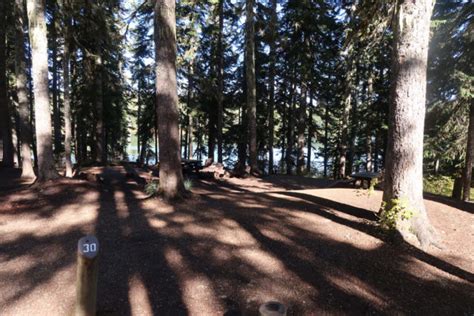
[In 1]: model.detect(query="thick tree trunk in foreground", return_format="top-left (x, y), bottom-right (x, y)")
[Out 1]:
top-left (245, 0), bottom-right (258, 174)
top-left (27, 0), bottom-right (57, 181)
top-left (15, 0), bottom-right (35, 178)
top-left (51, 4), bottom-right (61, 158)
top-left (382, 0), bottom-right (436, 247)
top-left (0, 0), bottom-right (14, 168)
top-left (462, 101), bottom-right (474, 201)
top-left (61, 0), bottom-right (73, 177)
top-left (154, 0), bottom-right (185, 199)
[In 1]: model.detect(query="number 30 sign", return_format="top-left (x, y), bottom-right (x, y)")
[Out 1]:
top-left (78, 235), bottom-right (99, 259)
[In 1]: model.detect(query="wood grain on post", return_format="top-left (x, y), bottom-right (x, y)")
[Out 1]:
top-left (75, 235), bottom-right (99, 316)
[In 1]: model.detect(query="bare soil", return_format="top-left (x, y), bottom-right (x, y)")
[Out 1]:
top-left (0, 166), bottom-right (473, 315)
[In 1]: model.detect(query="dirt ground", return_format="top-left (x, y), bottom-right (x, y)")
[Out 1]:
top-left (0, 166), bottom-right (473, 315)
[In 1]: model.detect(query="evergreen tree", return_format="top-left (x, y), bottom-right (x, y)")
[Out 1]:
top-left (27, 0), bottom-right (58, 180)
top-left (154, 0), bottom-right (186, 198)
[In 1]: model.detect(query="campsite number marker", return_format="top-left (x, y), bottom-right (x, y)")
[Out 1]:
top-left (75, 235), bottom-right (99, 316)
top-left (78, 235), bottom-right (99, 259)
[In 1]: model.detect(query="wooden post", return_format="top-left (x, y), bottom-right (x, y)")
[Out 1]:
top-left (259, 301), bottom-right (287, 316)
top-left (75, 235), bottom-right (99, 316)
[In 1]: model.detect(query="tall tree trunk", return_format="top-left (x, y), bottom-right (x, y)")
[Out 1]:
top-left (297, 86), bottom-right (306, 175)
top-left (12, 115), bottom-right (20, 167)
top-left (154, 0), bottom-right (185, 199)
top-left (286, 83), bottom-right (295, 175)
top-left (382, 0), bottom-right (437, 248)
top-left (63, 22), bottom-right (73, 176)
top-left (0, 0), bottom-right (14, 168)
top-left (348, 63), bottom-right (363, 175)
top-left (180, 123), bottom-right (184, 157)
top-left (366, 72), bottom-right (374, 172)
top-left (324, 100), bottom-right (329, 177)
top-left (139, 135), bottom-right (147, 165)
top-left (216, 0), bottom-right (224, 164)
top-left (137, 85), bottom-right (141, 160)
top-left (187, 116), bottom-right (193, 159)
top-left (245, 0), bottom-right (258, 174)
top-left (27, 0), bottom-right (57, 180)
top-left (186, 63), bottom-right (194, 160)
top-left (15, 0), bottom-right (35, 178)
top-left (373, 134), bottom-right (379, 172)
top-left (183, 116), bottom-right (188, 159)
top-left (28, 53), bottom-right (38, 168)
top-left (207, 115), bottom-right (216, 162)
top-left (154, 116), bottom-right (158, 164)
top-left (337, 58), bottom-right (354, 179)
top-left (462, 101), bottom-right (474, 201)
top-left (267, 0), bottom-right (277, 174)
top-left (51, 3), bottom-right (61, 158)
top-left (280, 99), bottom-right (286, 173)
top-left (307, 91), bottom-right (313, 173)
top-left (95, 53), bottom-right (105, 164)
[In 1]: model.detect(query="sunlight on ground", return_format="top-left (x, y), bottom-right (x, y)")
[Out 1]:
top-left (129, 274), bottom-right (153, 316)
top-left (164, 246), bottom-right (224, 315)
top-left (1, 172), bottom-right (473, 315)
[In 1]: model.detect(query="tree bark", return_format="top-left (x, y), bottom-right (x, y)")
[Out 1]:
top-left (267, 0), bottom-right (277, 174)
top-left (63, 42), bottom-right (73, 176)
top-left (216, 0), bottom-right (224, 164)
top-left (154, 0), bottom-right (185, 199)
top-left (187, 116), bottom-right (193, 159)
top-left (207, 114), bottom-right (216, 162)
top-left (337, 59), bottom-right (354, 179)
top-left (280, 99), bottom-right (286, 172)
top-left (323, 100), bottom-right (329, 177)
top-left (382, 0), bottom-right (437, 248)
top-left (95, 53), bottom-right (105, 164)
top-left (14, 0), bottom-right (35, 178)
top-left (462, 101), bottom-right (474, 201)
top-left (245, 0), bottom-right (258, 174)
top-left (297, 86), bottom-right (306, 175)
top-left (0, 0), bottom-right (14, 168)
top-left (61, 0), bottom-right (73, 177)
top-left (14, 115), bottom-right (21, 167)
top-left (27, 0), bottom-right (57, 180)
top-left (307, 91), bottom-right (314, 173)
top-left (366, 72), bottom-right (374, 172)
top-left (186, 63), bottom-right (194, 160)
top-left (286, 82), bottom-right (295, 175)
top-left (51, 3), bottom-right (61, 158)
top-left (137, 84), bottom-right (141, 160)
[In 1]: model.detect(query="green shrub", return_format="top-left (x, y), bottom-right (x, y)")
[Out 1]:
top-left (423, 175), bottom-right (454, 197)
top-left (184, 178), bottom-right (193, 191)
top-left (379, 198), bottom-right (416, 231)
top-left (145, 180), bottom-right (159, 196)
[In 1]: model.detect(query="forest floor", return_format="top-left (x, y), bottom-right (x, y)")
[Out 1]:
top-left (0, 166), bottom-right (473, 315)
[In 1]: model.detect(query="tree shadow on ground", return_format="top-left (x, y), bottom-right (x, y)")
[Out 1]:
top-left (1, 169), bottom-right (473, 315)
top-left (92, 171), bottom-right (473, 314)
top-left (423, 192), bottom-right (474, 215)
top-left (95, 167), bottom-right (188, 315)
